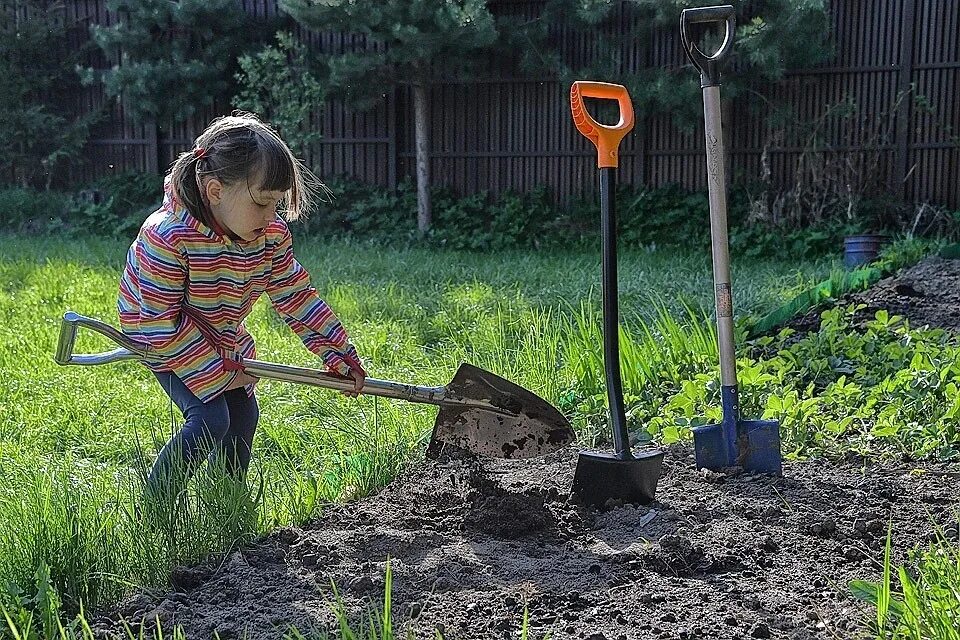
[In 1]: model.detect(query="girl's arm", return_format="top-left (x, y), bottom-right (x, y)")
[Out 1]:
top-left (126, 227), bottom-right (240, 401)
top-left (264, 223), bottom-right (364, 377)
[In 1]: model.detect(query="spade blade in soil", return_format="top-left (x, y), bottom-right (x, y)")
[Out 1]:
top-left (693, 419), bottom-right (783, 474)
top-left (571, 449), bottom-right (665, 506)
top-left (425, 363), bottom-right (575, 459)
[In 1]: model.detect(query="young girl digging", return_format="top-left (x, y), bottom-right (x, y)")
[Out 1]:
top-left (118, 112), bottom-right (365, 501)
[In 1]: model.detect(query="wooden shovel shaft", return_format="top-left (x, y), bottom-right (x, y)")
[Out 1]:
top-left (702, 85), bottom-right (739, 393)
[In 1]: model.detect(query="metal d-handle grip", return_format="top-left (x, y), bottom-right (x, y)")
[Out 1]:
top-left (56, 311), bottom-right (149, 365)
top-left (680, 5), bottom-right (735, 88)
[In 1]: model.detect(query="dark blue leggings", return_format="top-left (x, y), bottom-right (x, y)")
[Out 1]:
top-left (148, 371), bottom-right (259, 494)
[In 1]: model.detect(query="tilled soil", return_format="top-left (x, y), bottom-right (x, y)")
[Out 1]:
top-left (93, 447), bottom-right (959, 640)
top-left (784, 256), bottom-right (960, 335)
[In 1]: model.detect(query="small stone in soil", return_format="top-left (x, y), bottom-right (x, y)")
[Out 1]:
top-left (700, 468), bottom-right (725, 483)
top-left (750, 622), bottom-right (771, 638)
top-left (762, 506), bottom-right (782, 519)
top-left (809, 518), bottom-right (836, 536)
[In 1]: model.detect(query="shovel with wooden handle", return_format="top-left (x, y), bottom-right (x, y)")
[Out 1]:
top-left (55, 311), bottom-right (575, 459)
top-left (567, 81), bottom-right (665, 506)
top-left (681, 5), bottom-right (783, 474)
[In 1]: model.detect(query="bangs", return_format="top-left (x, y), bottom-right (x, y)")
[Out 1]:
top-left (251, 134), bottom-right (295, 194)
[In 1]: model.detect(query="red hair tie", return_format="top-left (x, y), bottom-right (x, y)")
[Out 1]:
top-left (194, 147), bottom-right (207, 160)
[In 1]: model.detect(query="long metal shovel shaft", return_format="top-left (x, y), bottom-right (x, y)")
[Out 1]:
top-left (55, 311), bottom-right (466, 410)
top-left (600, 167), bottom-right (631, 459)
top-left (569, 80), bottom-right (664, 505)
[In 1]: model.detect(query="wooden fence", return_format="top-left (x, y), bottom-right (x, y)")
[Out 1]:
top-left (63, 0), bottom-right (959, 208)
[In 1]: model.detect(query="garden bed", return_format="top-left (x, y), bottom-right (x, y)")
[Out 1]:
top-left (92, 445), bottom-right (958, 640)
top-left (781, 256), bottom-right (960, 336)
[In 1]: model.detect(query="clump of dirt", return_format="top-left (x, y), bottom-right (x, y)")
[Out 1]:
top-left (464, 471), bottom-right (555, 539)
top-left (91, 446), bottom-right (960, 640)
top-left (784, 256), bottom-right (960, 335)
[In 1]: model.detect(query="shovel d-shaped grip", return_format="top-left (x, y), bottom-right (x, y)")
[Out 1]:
top-left (680, 5), bottom-right (735, 88)
top-left (570, 81), bottom-right (634, 168)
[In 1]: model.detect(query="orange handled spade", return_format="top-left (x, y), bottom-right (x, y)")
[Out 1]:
top-left (568, 82), bottom-right (665, 506)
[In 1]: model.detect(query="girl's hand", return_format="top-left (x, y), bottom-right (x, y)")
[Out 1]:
top-left (339, 357), bottom-right (366, 398)
top-left (225, 371), bottom-right (259, 390)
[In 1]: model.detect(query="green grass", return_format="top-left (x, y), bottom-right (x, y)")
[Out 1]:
top-left (851, 525), bottom-right (960, 640)
top-left (2, 230), bottom-right (942, 637)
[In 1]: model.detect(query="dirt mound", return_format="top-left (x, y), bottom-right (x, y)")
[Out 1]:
top-left (92, 447), bottom-right (959, 640)
top-left (850, 256), bottom-right (960, 331)
top-left (786, 256), bottom-right (960, 335)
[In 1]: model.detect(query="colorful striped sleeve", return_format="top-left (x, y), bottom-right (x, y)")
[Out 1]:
top-left (265, 224), bottom-right (362, 376)
top-left (134, 228), bottom-right (236, 401)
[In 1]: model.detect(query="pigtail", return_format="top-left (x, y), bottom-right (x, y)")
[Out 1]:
top-left (169, 142), bottom-right (214, 227)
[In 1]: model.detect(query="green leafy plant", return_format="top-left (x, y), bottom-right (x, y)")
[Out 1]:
top-left (851, 524), bottom-right (960, 640)
top-left (564, 302), bottom-right (960, 460)
top-left (234, 32), bottom-right (327, 159)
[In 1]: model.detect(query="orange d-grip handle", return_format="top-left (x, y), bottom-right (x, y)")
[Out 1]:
top-left (570, 81), bottom-right (635, 168)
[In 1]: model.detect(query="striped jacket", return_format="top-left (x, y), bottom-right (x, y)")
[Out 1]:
top-left (118, 181), bottom-right (361, 402)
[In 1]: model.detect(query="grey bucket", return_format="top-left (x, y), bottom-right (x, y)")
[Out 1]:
top-left (844, 234), bottom-right (886, 268)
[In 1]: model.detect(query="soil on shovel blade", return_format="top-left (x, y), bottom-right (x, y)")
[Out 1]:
top-left (93, 446), bottom-right (960, 640)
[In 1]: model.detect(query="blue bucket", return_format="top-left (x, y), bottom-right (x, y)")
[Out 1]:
top-left (844, 234), bottom-right (886, 268)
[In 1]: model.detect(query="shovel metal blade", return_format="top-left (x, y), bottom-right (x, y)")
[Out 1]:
top-left (425, 363), bottom-right (575, 459)
top-left (571, 449), bottom-right (665, 506)
top-left (693, 419), bottom-right (783, 475)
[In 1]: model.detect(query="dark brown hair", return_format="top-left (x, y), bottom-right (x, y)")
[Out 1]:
top-left (169, 112), bottom-right (321, 226)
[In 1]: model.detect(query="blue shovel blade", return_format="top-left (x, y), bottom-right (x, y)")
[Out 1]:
top-left (693, 419), bottom-right (782, 475)
top-left (692, 422), bottom-right (727, 470)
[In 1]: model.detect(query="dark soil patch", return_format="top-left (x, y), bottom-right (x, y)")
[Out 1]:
top-left (783, 256), bottom-right (960, 335)
top-left (92, 447), bottom-right (960, 640)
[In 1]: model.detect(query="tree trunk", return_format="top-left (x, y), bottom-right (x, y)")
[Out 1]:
top-left (413, 81), bottom-right (431, 235)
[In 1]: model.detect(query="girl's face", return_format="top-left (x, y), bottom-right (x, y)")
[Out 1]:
top-left (205, 177), bottom-right (285, 242)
